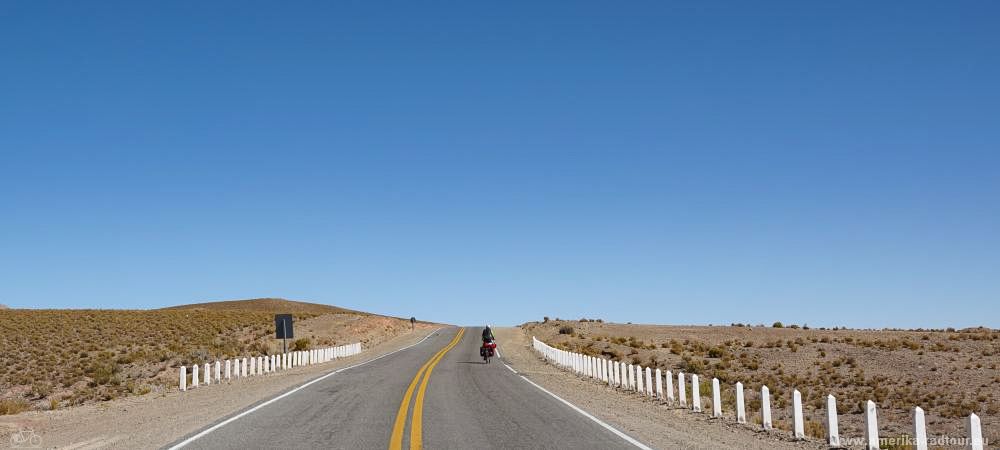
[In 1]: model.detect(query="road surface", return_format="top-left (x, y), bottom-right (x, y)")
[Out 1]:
top-left (169, 327), bottom-right (644, 450)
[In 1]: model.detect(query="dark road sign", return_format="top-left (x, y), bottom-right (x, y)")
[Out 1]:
top-left (275, 314), bottom-right (294, 339)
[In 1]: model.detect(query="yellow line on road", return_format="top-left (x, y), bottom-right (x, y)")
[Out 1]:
top-left (388, 328), bottom-right (465, 450)
top-left (409, 327), bottom-right (464, 450)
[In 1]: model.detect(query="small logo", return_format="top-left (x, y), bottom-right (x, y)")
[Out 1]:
top-left (9, 428), bottom-right (41, 448)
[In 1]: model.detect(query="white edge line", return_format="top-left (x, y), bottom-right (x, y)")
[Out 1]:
top-left (494, 345), bottom-right (517, 374)
top-left (168, 327), bottom-right (445, 450)
top-left (510, 365), bottom-right (654, 450)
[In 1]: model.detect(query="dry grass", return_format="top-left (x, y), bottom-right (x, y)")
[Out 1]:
top-left (524, 319), bottom-right (999, 444)
top-left (0, 298), bottom-right (414, 414)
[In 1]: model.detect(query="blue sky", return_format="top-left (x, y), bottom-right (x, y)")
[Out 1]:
top-left (2, 2), bottom-right (998, 328)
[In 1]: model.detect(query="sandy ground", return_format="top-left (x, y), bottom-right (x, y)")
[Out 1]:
top-left (495, 327), bottom-right (827, 450)
top-left (0, 325), bottom-right (436, 450)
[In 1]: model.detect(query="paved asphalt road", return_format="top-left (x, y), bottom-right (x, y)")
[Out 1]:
top-left (170, 327), bottom-right (642, 450)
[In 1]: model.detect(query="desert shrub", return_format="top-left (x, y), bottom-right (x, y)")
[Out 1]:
top-left (542, 316), bottom-right (549, 323)
top-left (601, 349), bottom-right (622, 359)
top-left (558, 326), bottom-right (575, 335)
top-left (0, 398), bottom-right (30, 415)
top-left (804, 420), bottom-right (825, 439)
top-left (772, 322), bottom-right (784, 328)
top-left (292, 338), bottom-right (311, 351)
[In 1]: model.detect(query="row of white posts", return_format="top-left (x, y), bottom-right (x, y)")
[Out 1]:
top-left (531, 337), bottom-right (985, 450)
top-left (179, 343), bottom-right (362, 392)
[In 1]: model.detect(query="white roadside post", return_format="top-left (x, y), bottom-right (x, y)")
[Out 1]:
top-left (191, 364), bottom-right (199, 388)
top-left (691, 374), bottom-right (701, 412)
top-left (792, 389), bottom-right (805, 439)
top-left (761, 385), bottom-right (772, 430)
top-left (912, 407), bottom-right (928, 450)
top-left (678, 372), bottom-right (687, 407)
top-left (645, 367), bottom-right (653, 397)
top-left (736, 382), bottom-right (746, 423)
top-left (655, 369), bottom-right (663, 399)
top-left (863, 400), bottom-right (879, 450)
top-left (628, 364), bottom-right (635, 391)
top-left (666, 370), bottom-right (674, 404)
top-left (232, 359), bottom-right (239, 379)
top-left (967, 413), bottom-right (984, 450)
top-left (711, 378), bottom-right (722, 418)
top-left (214, 361), bottom-right (221, 383)
top-left (826, 395), bottom-right (840, 447)
top-left (636, 365), bottom-right (644, 393)
top-left (204, 363), bottom-right (211, 385)
top-left (225, 360), bottom-right (232, 381)
top-left (250, 357), bottom-right (256, 376)
top-left (242, 358), bottom-right (248, 377)
top-left (179, 366), bottom-right (187, 391)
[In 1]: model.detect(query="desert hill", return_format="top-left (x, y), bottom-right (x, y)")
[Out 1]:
top-left (0, 298), bottom-right (421, 415)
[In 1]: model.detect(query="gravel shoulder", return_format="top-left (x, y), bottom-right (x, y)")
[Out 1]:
top-left (0, 326), bottom-right (437, 450)
top-left (495, 326), bottom-right (825, 450)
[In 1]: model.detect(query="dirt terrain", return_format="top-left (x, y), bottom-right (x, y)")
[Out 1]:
top-left (0, 298), bottom-right (421, 415)
top-left (523, 320), bottom-right (999, 446)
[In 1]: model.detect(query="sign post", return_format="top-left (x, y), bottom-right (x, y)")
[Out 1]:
top-left (275, 314), bottom-right (294, 354)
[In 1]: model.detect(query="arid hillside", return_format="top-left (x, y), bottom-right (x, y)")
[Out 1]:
top-left (524, 319), bottom-right (999, 444)
top-left (0, 298), bottom-right (421, 415)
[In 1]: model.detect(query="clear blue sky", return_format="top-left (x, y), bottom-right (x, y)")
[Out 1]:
top-left (2, 2), bottom-right (998, 328)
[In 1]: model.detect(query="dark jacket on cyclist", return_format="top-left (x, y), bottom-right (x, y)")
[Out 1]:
top-left (482, 326), bottom-right (494, 343)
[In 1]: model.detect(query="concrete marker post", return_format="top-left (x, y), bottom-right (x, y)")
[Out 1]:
top-left (736, 382), bottom-right (746, 423)
top-left (691, 374), bottom-right (701, 412)
top-left (179, 366), bottom-right (187, 391)
top-left (225, 360), bottom-right (231, 381)
top-left (645, 367), bottom-right (653, 397)
top-left (191, 364), bottom-right (199, 388)
top-left (826, 394), bottom-right (840, 447)
top-left (761, 385), bottom-right (772, 430)
top-left (214, 361), bottom-right (221, 383)
top-left (666, 370), bottom-right (674, 404)
top-left (655, 369), bottom-right (663, 399)
top-left (792, 389), bottom-right (805, 439)
top-left (678, 372), bottom-right (687, 407)
top-left (967, 413), bottom-right (984, 450)
top-left (711, 378), bottom-right (722, 418)
top-left (204, 363), bottom-right (211, 386)
top-left (863, 400), bottom-right (879, 450)
top-left (912, 406), bottom-right (927, 450)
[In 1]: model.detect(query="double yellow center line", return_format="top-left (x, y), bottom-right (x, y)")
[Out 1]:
top-left (389, 328), bottom-right (465, 450)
